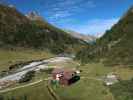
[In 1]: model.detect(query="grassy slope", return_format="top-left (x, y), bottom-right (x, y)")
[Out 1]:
top-left (97, 6), bottom-right (133, 66)
top-left (74, 6), bottom-right (133, 100)
top-left (1, 62), bottom-right (133, 100)
top-left (109, 79), bottom-right (133, 100)
top-left (0, 4), bottom-right (86, 54)
top-left (1, 80), bottom-right (52, 100)
top-left (52, 63), bottom-right (133, 100)
top-left (0, 56), bottom-right (79, 100)
top-left (0, 53), bottom-right (51, 100)
top-left (0, 49), bottom-right (53, 71)
top-left (76, 6), bottom-right (133, 66)
top-left (53, 63), bottom-right (111, 100)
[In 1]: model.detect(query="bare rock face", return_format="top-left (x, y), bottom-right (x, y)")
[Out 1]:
top-left (26, 11), bottom-right (43, 21)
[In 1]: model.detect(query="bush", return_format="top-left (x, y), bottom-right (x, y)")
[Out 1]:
top-left (19, 71), bottom-right (35, 83)
top-left (110, 79), bottom-right (133, 100)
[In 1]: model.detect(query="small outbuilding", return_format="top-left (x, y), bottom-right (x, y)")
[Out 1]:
top-left (52, 68), bottom-right (80, 86)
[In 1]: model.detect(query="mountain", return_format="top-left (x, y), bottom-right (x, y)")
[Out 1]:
top-left (76, 6), bottom-right (133, 66)
top-left (0, 4), bottom-right (86, 54)
top-left (64, 29), bottom-right (96, 42)
top-left (26, 11), bottom-right (44, 21)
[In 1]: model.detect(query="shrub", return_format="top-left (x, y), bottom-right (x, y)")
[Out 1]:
top-left (19, 71), bottom-right (35, 83)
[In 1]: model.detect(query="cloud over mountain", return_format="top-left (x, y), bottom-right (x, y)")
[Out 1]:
top-left (43, 0), bottom-right (96, 21)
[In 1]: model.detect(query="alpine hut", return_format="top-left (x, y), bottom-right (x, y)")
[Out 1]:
top-left (52, 68), bottom-right (80, 86)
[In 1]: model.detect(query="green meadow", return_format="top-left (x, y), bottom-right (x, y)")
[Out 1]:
top-left (1, 62), bottom-right (133, 100)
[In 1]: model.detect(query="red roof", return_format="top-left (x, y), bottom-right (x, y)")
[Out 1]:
top-left (52, 68), bottom-right (75, 80)
top-left (52, 68), bottom-right (64, 74)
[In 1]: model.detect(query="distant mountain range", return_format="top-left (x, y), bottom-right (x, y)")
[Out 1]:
top-left (76, 6), bottom-right (133, 66)
top-left (64, 29), bottom-right (96, 42)
top-left (26, 11), bottom-right (96, 43)
top-left (0, 4), bottom-right (87, 54)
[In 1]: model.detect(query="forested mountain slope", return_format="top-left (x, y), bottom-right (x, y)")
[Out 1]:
top-left (0, 4), bottom-right (86, 54)
top-left (76, 6), bottom-right (133, 66)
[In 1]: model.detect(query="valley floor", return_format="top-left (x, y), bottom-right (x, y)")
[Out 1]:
top-left (53, 63), bottom-right (133, 100)
top-left (0, 50), bottom-right (133, 100)
top-left (0, 49), bottom-right (54, 71)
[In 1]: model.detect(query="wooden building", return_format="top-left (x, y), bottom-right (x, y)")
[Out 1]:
top-left (52, 68), bottom-right (80, 86)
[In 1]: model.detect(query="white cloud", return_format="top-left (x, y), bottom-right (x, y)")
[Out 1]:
top-left (67, 18), bottom-right (119, 37)
top-left (41, 1), bottom-right (118, 37)
top-left (79, 1), bottom-right (96, 8)
top-left (49, 11), bottom-right (72, 20)
top-left (45, 0), bottom-right (96, 21)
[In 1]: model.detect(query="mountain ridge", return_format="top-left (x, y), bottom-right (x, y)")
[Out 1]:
top-left (64, 29), bottom-right (96, 42)
top-left (0, 4), bottom-right (86, 54)
top-left (26, 11), bottom-right (44, 21)
top-left (76, 6), bottom-right (133, 66)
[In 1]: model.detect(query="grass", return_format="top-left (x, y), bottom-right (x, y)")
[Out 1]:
top-left (52, 63), bottom-right (133, 100)
top-left (109, 79), bottom-right (133, 100)
top-left (80, 63), bottom-right (112, 77)
top-left (0, 69), bottom-right (53, 100)
top-left (112, 67), bottom-right (133, 80)
top-left (0, 53), bottom-right (79, 100)
top-left (53, 79), bottom-right (114, 100)
top-left (47, 60), bottom-right (79, 69)
top-left (1, 80), bottom-right (52, 100)
top-left (1, 57), bottom-right (133, 100)
top-left (0, 48), bottom-right (53, 99)
top-left (0, 48), bottom-right (54, 71)
top-left (81, 63), bottom-right (133, 80)
top-left (52, 63), bottom-right (114, 100)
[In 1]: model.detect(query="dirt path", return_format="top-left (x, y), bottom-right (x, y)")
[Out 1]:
top-left (81, 77), bottom-right (102, 81)
top-left (47, 85), bottom-right (60, 100)
top-left (0, 78), bottom-right (49, 93)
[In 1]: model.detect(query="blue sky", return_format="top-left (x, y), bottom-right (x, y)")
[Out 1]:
top-left (1, 0), bottom-right (133, 36)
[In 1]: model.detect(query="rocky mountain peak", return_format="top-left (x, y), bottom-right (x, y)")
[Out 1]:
top-left (26, 11), bottom-right (43, 21)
